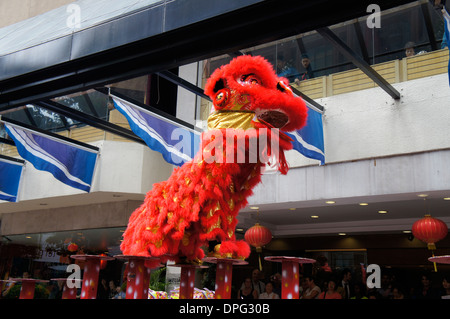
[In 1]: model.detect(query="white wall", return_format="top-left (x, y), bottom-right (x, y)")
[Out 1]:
top-left (286, 73), bottom-right (450, 168)
top-left (16, 140), bottom-right (174, 201)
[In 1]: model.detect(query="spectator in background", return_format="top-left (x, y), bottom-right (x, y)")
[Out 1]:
top-left (301, 275), bottom-right (321, 299)
top-left (377, 273), bottom-right (393, 299)
top-left (351, 282), bottom-right (368, 299)
top-left (337, 268), bottom-right (353, 299)
top-left (318, 278), bottom-right (342, 299)
top-left (238, 277), bottom-right (258, 299)
top-left (300, 54), bottom-right (315, 80)
top-left (259, 282), bottom-right (280, 299)
top-left (270, 272), bottom-right (282, 297)
top-left (412, 273), bottom-right (440, 299)
top-left (277, 54), bottom-right (301, 84)
top-left (404, 41), bottom-right (427, 57)
top-left (439, 274), bottom-right (450, 299)
top-left (392, 285), bottom-right (406, 299)
top-left (240, 268), bottom-right (265, 296)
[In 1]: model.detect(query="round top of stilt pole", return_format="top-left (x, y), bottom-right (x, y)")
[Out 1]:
top-left (50, 278), bottom-right (82, 283)
top-left (9, 278), bottom-right (49, 283)
top-left (264, 256), bottom-right (316, 264)
top-left (428, 255), bottom-right (450, 264)
top-left (114, 254), bottom-right (160, 261)
top-left (70, 254), bottom-right (115, 261)
top-left (169, 263), bottom-right (209, 269)
top-left (202, 257), bottom-right (248, 265)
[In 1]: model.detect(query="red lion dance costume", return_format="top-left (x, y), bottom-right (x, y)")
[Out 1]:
top-left (121, 55), bottom-right (308, 264)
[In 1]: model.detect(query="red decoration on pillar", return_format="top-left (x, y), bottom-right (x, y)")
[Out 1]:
top-left (265, 256), bottom-right (315, 299)
top-left (203, 257), bottom-right (248, 299)
top-left (71, 254), bottom-right (115, 299)
top-left (245, 223), bottom-right (272, 270)
top-left (115, 255), bottom-right (162, 299)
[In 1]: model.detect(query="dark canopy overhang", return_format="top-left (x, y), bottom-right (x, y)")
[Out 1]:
top-left (0, 0), bottom-right (416, 110)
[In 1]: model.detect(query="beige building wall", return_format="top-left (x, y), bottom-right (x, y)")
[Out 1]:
top-left (0, 0), bottom-right (74, 28)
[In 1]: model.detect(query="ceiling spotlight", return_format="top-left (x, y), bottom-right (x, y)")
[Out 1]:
top-left (325, 201), bottom-right (336, 204)
top-left (402, 230), bottom-right (412, 233)
top-left (444, 197), bottom-right (450, 201)
top-left (289, 208), bottom-right (296, 211)
top-left (359, 203), bottom-right (369, 206)
top-left (378, 210), bottom-right (388, 214)
top-left (338, 233), bottom-right (346, 236)
top-left (236, 228), bottom-right (244, 232)
top-left (25, 236), bottom-right (32, 239)
top-left (417, 194), bottom-right (428, 198)
top-left (249, 206), bottom-right (259, 210)
top-left (310, 215), bottom-right (319, 219)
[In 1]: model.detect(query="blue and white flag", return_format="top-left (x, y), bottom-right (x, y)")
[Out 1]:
top-left (443, 7), bottom-right (450, 86)
top-left (111, 94), bottom-right (201, 166)
top-left (0, 155), bottom-right (24, 202)
top-left (286, 105), bottom-right (325, 165)
top-left (3, 121), bottom-right (99, 192)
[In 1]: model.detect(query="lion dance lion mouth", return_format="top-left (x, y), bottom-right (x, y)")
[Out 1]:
top-left (120, 55), bottom-right (308, 264)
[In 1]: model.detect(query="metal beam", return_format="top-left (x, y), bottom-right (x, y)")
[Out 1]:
top-left (156, 71), bottom-right (211, 102)
top-left (352, 21), bottom-right (371, 64)
top-left (34, 100), bottom-right (146, 145)
top-left (291, 87), bottom-right (324, 113)
top-left (421, 1), bottom-right (438, 51)
top-left (317, 27), bottom-right (401, 100)
top-left (1, 116), bottom-right (99, 151)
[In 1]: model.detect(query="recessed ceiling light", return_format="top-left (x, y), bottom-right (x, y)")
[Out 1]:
top-left (325, 201), bottom-right (335, 204)
top-left (359, 203), bottom-right (369, 206)
top-left (289, 208), bottom-right (296, 211)
top-left (378, 210), bottom-right (388, 214)
top-left (403, 230), bottom-right (412, 233)
top-left (338, 233), bottom-right (346, 236)
top-left (444, 197), bottom-right (450, 201)
top-left (310, 215), bottom-right (319, 219)
top-left (249, 206), bottom-right (259, 210)
top-left (417, 194), bottom-right (428, 198)
top-left (25, 236), bottom-right (32, 239)
top-left (236, 228), bottom-right (244, 232)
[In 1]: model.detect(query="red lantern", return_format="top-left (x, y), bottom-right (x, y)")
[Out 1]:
top-left (245, 223), bottom-right (272, 251)
top-left (412, 214), bottom-right (448, 250)
top-left (67, 242), bottom-right (78, 252)
top-left (245, 223), bottom-right (272, 271)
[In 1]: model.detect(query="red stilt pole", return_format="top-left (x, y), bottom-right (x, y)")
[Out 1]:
top-left (10, 278), bottom-right (49, 299)
top-left (169, 263), bottom-right (208, 299)
top-left (265, 256), bottom-right (315, 299)
top-left (115, 255), bottom-right (161, 299)
top-left (179, 265), bottom-right (196, 299)
top-left (203, 257), bottom-right (248, 299)
top-left (71, 254), bottom-right (115, 299)
top-left (62, 281), bottom-right (78, 299)
top-left (20, 280), bottom-right (36, 299)
top-left (51, 278), bottom-right (81, 299)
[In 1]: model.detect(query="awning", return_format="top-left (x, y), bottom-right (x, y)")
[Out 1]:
top-left (0, 0), bottom-right (416, 110)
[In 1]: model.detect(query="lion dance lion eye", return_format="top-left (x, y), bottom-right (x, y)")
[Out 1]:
top-left (214, 88), bottom-right (230, 109)
top-left (239, 74), bottom-right (261, 86)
